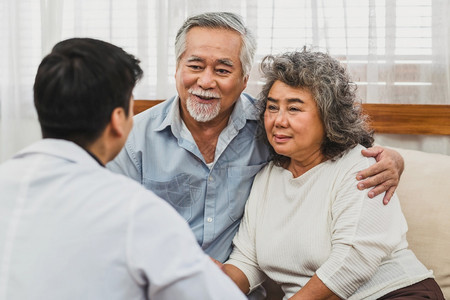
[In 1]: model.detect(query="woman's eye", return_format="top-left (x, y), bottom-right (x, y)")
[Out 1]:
top-left (289, 106), bottom-right (300, 112)
top-left (267, 105), bottom-right (278, 111)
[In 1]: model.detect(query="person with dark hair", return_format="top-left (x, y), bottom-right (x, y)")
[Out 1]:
top-left (221, 49), bottom-right (444, 299)
top-left (34, 38), bottom-right (140, 147)
top-left (0, 38), bottom-right (246, 300)
top-left (107, 12), bottom-right (405, 272)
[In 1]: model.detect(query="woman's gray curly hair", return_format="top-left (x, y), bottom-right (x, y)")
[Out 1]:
top-left (259, 48), bottom-right (374, 166)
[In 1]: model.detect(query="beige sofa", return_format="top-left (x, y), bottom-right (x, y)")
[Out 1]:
top-left (395, 147), bottom-right (450, 299)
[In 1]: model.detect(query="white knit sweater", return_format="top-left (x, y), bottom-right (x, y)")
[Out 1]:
top-left (227, 145), bottom-right (432, 299)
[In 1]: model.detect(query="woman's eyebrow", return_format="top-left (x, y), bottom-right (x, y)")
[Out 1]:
top-left (267, 97), bottom-right (304, 103)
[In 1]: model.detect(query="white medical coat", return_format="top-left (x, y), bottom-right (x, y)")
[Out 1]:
top-left (0, 139), bottom-right (245, 300)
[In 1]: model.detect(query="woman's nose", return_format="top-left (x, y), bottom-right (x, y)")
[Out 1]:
top-left (274, 110), bottom-right (288, 127)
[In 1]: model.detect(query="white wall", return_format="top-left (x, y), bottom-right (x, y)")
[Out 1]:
top-left (0, 118), bottom-right (41, 163)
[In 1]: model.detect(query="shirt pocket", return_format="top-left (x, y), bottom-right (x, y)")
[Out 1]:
top-left (143, 173), bottom-right (197, 222)
top-left (227, 163), bottom-right (266, 222)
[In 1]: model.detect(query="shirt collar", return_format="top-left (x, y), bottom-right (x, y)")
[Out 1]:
top-left (153, 95), bottom-right (178, 131)
top-left (14, 139), bottom-right (104, 168)
top-left (84, 149), bottom-right (105, 167)
top-left (228, 93), bottom-right (259, 130)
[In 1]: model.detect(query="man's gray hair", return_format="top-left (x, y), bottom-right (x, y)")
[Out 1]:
top-left (175, 12), bottom-right (256, 78)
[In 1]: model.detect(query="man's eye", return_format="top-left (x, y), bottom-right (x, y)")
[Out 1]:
top-left (188, 65), bottom-right (202, 70)
top-left (289, 106), bottom-right (300, 112)
top-left (216, 69), bottom-right (230, 75)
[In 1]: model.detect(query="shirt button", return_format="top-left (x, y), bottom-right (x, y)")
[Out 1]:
top-left (209, 176), bottom-right (214, 182)
top-left (207, 217), bottom-right (213, 223)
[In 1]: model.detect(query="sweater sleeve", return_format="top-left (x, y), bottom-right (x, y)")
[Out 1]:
top-left (315, 153), bottom-right (407, 299)
top-left (226, 168), bottom-right (268, 292)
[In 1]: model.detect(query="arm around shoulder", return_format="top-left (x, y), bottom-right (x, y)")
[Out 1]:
top-left (358, 146), bottom-right (404, 204)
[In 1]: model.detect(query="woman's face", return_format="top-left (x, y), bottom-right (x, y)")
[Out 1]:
top-left (264, 80), bottom-right (325, 162)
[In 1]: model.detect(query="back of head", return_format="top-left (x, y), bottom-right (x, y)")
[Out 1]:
top-left (175, 11), bottom-right (256, 78)
top-left (34, 38), bottom-right (143, 148)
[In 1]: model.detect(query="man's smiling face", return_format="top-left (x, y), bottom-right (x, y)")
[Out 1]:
top-left (175, 27), bottom-right (248, 123)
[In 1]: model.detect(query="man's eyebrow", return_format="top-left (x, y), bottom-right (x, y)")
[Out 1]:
top-left (186, 56), bottom-right (233, 67)
top-left (217, 59), bottom-right (233, 67)
top-left (186, 56), bottom-right (204, 62)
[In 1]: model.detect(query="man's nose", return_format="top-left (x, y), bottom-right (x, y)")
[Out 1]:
top-left (197, 68), bottom-right (217, 89)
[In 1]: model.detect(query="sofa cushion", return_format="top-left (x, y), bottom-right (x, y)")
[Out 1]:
top-left (394, 147), bottom-right (450, 299)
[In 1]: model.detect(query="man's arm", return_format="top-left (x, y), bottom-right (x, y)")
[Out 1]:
top-left (357, 146), bottom-right (404, 204)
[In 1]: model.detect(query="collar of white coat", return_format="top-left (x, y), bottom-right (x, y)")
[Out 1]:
top-left (14, 139), bottom-right (101, 168)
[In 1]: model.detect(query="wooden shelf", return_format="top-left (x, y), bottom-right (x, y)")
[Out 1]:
top-left (134, 99), bottom-right (164, 115)
top-left (362, 104), bottom-right (450, 135)
top-left (133, 100), bottom-right (450, 136)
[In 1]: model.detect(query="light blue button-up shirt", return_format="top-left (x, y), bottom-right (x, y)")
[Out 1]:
top-left (108, 93), bottom-right (270, 262)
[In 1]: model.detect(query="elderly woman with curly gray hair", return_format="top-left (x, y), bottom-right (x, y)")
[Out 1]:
top-left (220, 49), bottom-right (444, 299)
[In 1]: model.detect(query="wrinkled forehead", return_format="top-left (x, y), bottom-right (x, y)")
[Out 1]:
top-left (180, 28), bottom-right (243, 71)
top-left (184, 27), bottom-right (242, 55)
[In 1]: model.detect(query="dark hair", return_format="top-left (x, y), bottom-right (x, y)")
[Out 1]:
top-left (33, 38), bottom-right (143, 147)
top-left (259, 48), bottom-right (374, 166)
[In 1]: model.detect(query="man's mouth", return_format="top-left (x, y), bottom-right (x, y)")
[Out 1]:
top-left (189, 89), bottom-right (220, 101)
top-left (196, 95), bottom-right (216, 100)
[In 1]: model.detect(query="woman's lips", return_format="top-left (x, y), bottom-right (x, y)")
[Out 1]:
top-left (273, 134), bottom-right (290, 143)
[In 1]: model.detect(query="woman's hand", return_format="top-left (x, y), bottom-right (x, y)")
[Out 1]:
top-left (289, 274), bottom-right (341, 300)
top-left (357, 146), bottom-right (404, 204)
top-left (209, 257), bottom-right (250, 294)
top-left (210, 257), bottom-right (224, 269)
top-left (222, 264), bottom-right (250, 294)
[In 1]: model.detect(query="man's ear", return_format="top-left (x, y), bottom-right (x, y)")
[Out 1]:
top-left (109, 107), bottom-right (127, 138)
top-left (243, 75), bottom-right (249, 89)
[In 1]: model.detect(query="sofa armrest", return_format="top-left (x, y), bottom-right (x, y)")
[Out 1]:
top-left (393, 147), bottom-right (450, 298)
